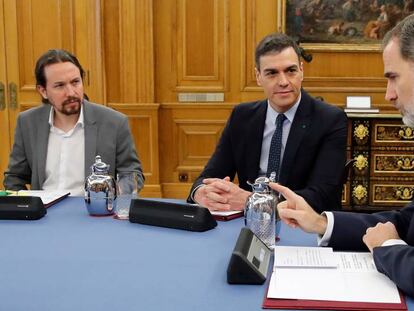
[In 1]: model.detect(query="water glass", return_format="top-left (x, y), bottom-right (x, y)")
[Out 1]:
top-left (114, 172), bottom-right (139, 220)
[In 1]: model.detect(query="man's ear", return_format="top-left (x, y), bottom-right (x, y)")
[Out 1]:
top-left (255, 67), bottom-right (262, 86)
top-left (299, 61), bottom-right (304, 81)
top-left (36, 85), bottom-right (47, 100)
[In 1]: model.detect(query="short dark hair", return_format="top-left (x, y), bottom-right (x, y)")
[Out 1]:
top-left (255, 33), bottom-right (301, 70)
top-left (35, 49), bottom-right (85, 103)
top-left (382, 13), bottom-right (414, 62)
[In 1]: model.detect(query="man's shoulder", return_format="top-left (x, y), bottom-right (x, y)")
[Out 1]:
top-left (83, 101), bottom-right (127, 121)
top-left (302, 91), bottom-right (345, 117)
top-left (233, 99), bottom-right (266, 114)
top-left (18, 104), bottom-right (50, 120)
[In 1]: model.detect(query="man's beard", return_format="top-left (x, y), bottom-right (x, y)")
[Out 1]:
top-left (399, 96), bottom-right (414, 128)
top-left (60, 97), bottom-right (81, 116)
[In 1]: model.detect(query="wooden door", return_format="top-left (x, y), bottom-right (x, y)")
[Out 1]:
top-left (0, 0), bottom-right (9, 187)
top-left (0, 0), bottom-right (103, 188)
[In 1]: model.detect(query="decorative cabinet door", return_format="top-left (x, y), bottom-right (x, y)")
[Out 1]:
top-left (0, 0), bottom-right (103, 187)
top-left (346, 114), bottom-right (414, 211)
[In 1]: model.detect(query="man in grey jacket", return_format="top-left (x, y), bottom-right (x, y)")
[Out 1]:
top-left (4, 49), bottom-right (144, 196)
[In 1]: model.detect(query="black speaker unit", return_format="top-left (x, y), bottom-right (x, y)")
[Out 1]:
top-left (129, 199), bottom-right (217, 232)
top-left (227, 227), bottom-right (272, 284)
top-left (0, 196), bottom-right (46, 220)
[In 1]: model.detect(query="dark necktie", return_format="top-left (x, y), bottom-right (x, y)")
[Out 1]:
top-left (266, 113), bottom-right (286, 180)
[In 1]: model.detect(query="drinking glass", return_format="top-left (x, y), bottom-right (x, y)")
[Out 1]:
top-left (114, 172), bottom-right (138, 220)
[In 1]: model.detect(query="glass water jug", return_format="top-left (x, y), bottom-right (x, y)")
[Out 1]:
top-left (244, 175), bottom-right (279, 249)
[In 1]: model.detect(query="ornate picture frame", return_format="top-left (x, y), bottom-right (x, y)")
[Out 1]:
top-left (277, 0), bottom-right (414, 51)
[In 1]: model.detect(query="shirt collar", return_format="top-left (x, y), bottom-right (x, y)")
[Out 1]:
top-left (266, 92), bottom-right (301, 123)
top-left (48, 103), bottom-right (85, 129)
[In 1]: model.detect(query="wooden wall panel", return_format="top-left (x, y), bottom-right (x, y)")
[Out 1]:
top-left (103, 0), bottom-right (159, 197)
top-left (103, 0), bottom-right (154, 103)
top-left (240, 0), bottom-right (278, 93)
top-left (13, 0), bottom-right (103, 104)
top-left (302, 50), bottom-right (387, 109)
top-left (159, 103), bottom-right (233, 198)
top-left (110, 103), bottom-right (161, 197)
top-left (0, 0), bottom-right (8, 188)
top-left (174, 0), bottom-right (228, 91)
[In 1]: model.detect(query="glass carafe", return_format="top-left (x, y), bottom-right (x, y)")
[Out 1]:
top-left (244, 175), bottom-right (279, 249)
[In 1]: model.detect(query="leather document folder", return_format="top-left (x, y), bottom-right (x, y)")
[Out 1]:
top-left (211, 210), bottom-right (243, 221)
top-left (262, 291), bottom-right (407, 310)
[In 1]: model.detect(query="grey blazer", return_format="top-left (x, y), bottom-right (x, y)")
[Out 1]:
top-left (3, 100), bottom-right (144, 191)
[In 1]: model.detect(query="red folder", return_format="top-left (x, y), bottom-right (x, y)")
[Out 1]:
top-left (262, 291), bottom-right (407, 310)
top-left (212, 211), bottom-right (243, 221)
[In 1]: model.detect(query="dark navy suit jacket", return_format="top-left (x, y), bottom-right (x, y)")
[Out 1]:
top-left (188, 90), bottom-right (348, 213)
top-left (330, 204), bottom-right (414, 296)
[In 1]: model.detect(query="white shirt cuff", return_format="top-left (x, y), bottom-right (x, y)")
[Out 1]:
top-left (317, 212), bottom-right (334, 247)
top-left (190, 184), bottom-right (205, 203)
top-left (381, 239), bottom-right (407, 247)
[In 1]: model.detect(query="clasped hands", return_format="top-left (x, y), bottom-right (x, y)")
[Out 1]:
top-left (193, 177), bottom-right (250, 211)
top-left (270, 183), bottom-right (401, 252)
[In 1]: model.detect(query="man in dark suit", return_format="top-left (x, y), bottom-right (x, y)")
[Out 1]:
top-left (271, 14), bottom-right (414, 297)
top-left (187, 33), bottom-right (347, 213)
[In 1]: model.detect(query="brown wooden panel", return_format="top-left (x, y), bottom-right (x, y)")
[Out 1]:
top-left (159, 103), bottom-right (233, 185)
top-left (241, 0), bottom-right (278, 92)
top-left (109, 103), bottom-right (160, 187)
top-left (0, 0), bottom-right (8, 188)
top-left (103, 0), bottom-right (154, 103)
top-left (16, 0), bottom-right (73, 89)
top-left (176, 121), bottom-right (225, 168)
top-left (175, 0), bottom-right (228, 90)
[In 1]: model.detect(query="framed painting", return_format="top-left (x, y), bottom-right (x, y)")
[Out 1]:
top-left (277, 0), bottom-right (414, 51)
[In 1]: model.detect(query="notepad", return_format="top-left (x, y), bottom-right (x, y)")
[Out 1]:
top-left (11, 190), bottom-right (70, 208)
top-left (268, 247), bottom-right (401, 304)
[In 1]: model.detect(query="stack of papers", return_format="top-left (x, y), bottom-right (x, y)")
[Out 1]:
top-left (268, 246), bottom-right (401, 304)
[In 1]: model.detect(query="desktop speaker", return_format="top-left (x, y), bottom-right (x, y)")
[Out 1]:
top-left (227, 227), bottom-right (272, 284)
top-left (129, 199), bottom-right (217, 232)
top-left (0, 196), bottom-right (46, 220)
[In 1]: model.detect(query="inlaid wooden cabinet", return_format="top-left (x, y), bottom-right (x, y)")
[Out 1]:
top-left (344, 114), bottom-right (414, 211)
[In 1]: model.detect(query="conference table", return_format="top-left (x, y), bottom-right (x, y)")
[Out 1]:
top-left (0, 197), bottom-right (413, 311)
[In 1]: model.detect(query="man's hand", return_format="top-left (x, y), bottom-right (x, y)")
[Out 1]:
top-left (362, 222), bottom-right (400, 252)
top-left (193, 177), bottom-right (250, 211)
top-left (270, 183), bottom-right (328, 235)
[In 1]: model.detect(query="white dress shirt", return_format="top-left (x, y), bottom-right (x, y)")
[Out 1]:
top-left (258, 94), bottom-right (301, 176)
top-left (42, 106), bottom-right (85, 196)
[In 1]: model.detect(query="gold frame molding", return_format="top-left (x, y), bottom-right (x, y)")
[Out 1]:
top-left (276, 0), bottom-right (381, 52)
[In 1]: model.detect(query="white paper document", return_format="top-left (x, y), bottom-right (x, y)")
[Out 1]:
top-left (13, 190), bottom-right (70, 207)
top-left (274, 246), bottom-right (337, 268)
top-left (268, 248), bottom-right (401, 303)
